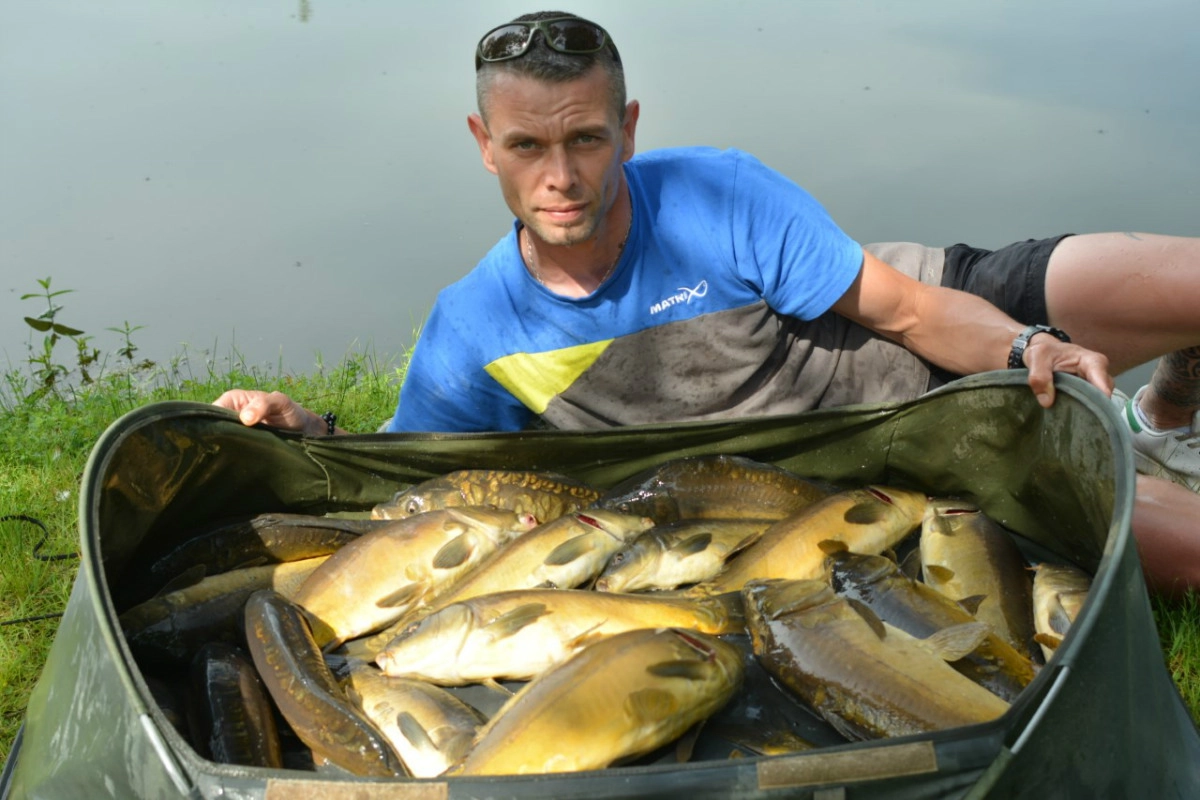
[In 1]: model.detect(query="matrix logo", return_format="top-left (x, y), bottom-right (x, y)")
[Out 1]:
top-left (650, 280), bottom-right (708, 314)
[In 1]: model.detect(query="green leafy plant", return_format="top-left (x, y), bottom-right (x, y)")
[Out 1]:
top-left (20, 277), bottom-right (97, 401)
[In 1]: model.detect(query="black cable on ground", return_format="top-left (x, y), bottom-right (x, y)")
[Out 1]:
top-left (0, 513), bottom-right (77, 627)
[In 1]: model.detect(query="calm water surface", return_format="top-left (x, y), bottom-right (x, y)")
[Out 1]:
top-left (3, 0), bottom-right (1198, 395)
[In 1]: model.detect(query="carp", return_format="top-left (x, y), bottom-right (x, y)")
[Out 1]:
top-left (595, 518), bottom-right (774, 593)
top-left (703, 486), bottom-right (927, 593)
top-left (375, 588), bottom-right (745, 685)
top-left (189, 642), bottom-right (283, 768)
top-left (595, 455), bottom-right (835, 525)
top-left (334, 657), bottom-right (486, 778)
top-left (826, 548), bottom-right (1035, 701)
top-left (119, 555), bottom-right (328, 666)
top-left (743, 578), bottom-right (1010, 740)
top-left (244, 590), bottom-right (407, 778)
top-left (293, 507), bottom-right (539, 648)
top-left (920, 499), bottom-right (1037, 660)
top-left (372, 469), bottom-right (601, 522)
top-left (451, 627), bottom-right (743, 775)
top-left (1031, 561), bottom-right (1093, 661)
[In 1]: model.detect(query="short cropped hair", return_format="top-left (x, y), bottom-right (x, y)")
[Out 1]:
top-left (475, 10), bottom-right (627, 124)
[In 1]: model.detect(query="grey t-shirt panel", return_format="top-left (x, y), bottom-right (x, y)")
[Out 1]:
top-left (539, 242), bottom-right (946, 429)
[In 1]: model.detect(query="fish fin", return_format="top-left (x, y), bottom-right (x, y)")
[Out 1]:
top-left (847, 598), bottom-right (888, 640)
top-left (376, 582), bottom-right (423, 609)
top-left (675, 720), bottom-right (706, 763)
top-left (564, 619), bottom-right (608, 651)
top-left (624, 687), bottom-right (679, 722)
top-left (543, 534), bottom-right (598, 567)
top-left (898, 548), bottom-right (923, 580)
top-left (843, 501), bottom-right (887, 525)
top-left (1033, 632), bottom-right (1063, 652)
top-left (153, 564), bottom-right (207, 596)
top-left (817, 539), bottom-right (849, 556)
top-left (703, 591), bottom-right (747, 633)
top-left (956, 594), bottom-right (987, 616)
top-left (482, 678), bottom-right (514, 697)
top-left (432, 534), bottom-right (477, 570)
top-left (920, 622), bottom-right (991, 662)
top-left (670, 533), bottom-right (713, 557)
top-left (924, 512), bottom-right (953, 536)
top-left (1048, 605), bottom-right (1074, 636)
top-left (228, 556), bottom-right (271, 571)
top-left (822, 711), bottom-right (867, 742)
top-left (923, 563), bottom-right (956, 584)
top-left (482, 603), bottom-right (550, 640)
top-left (397, 711), bottom-right (437, 753)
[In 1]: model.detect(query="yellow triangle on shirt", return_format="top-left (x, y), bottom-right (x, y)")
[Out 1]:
top-left (485, 340), bottom-right (613, 414)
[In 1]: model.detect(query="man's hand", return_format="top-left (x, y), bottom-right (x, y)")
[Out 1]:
top-left (1021, 335), bottom-right (1113, 408)
top-left (212, 390), bottom-right (326, 434)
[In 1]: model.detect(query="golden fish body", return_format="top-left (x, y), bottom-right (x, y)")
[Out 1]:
top-left (375, 588), bottom-right (744, 685)
top-left (451, 627), bottom-right (744, 776)
top-left (293, 507), bottom-right (539, 648)
top-left (244, 590), bottom-right (407, 778)
top-left (372, 470), bottom-right (601, 522)
top-left (1031, 562), bottom-right (1092, 661)
top-left (595, 518), bottom-right (773, 593)
top-left (826, 550), bottom-right (1035, 701)
top-left (920, 499), bottom-right (1037, 660)
top-left (595, 455), bottom-right (834, 525)
top-left (704, 486), bottom-right (927, 593)
top-left (743, 579), bottom-right (1010, 740)
top-left (336, 657), bottom-right (486, 778)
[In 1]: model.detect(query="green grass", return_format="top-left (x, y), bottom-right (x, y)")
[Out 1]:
top-left (1, 335), bottom-right (1198, 771)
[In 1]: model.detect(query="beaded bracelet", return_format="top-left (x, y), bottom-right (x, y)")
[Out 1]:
top-left (320, 411), bottom-right (337, 436)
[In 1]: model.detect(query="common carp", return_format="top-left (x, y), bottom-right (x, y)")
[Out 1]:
top-left (595, 455), bottom-right (835, 525)
top-left (372, 469), bottom-right (601, 522)
top-left (189, 642), bottom-right (283, 768)
top-left (243, 590), bottom-right (407, 778)
top-left (920, 499), bottom-right (1037, 660)
top-left (826, 548), bottom-right (1035, 701)
top-left (595, 519), bottom-right (774, 593)
top-left (743, 578), bottom-right (1010, 740)
top-left (293, 507), bottom-right (539, 648)
top-left (1031, 561), bottom-right (1092, 661)
top-left (703, 486), bottom-right (927, 593)
top-left (375, 588), bottom-right (745, 685)
top-left (334, 657), bottom-right (486, 778)
top-left (120, 555), bottom-right (329, 666)
top-left (451, 627), bottom-right (743, 775)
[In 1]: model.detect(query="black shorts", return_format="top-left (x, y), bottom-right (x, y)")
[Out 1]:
top-left (939, 233), bottom-right (1074, 326)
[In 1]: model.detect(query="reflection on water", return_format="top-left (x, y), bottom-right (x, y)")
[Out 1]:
top-left (2, 1), bottom-right (1196, 400)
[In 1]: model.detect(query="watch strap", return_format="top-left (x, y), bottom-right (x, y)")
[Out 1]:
top-left (1008, 324), bottom-right (1071, 369)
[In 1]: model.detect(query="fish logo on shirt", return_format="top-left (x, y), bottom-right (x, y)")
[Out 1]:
top-left (650, 280), bottom-right (708, 315)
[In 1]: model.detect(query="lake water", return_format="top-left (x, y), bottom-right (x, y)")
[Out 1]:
top-left (4, 0), bottom-right (1198, 398)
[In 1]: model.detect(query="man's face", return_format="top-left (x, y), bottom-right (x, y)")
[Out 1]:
top-left (468, 66), bottom-right (638, 248)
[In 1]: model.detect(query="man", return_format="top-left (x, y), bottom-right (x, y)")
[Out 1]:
top-left (216, 11), bottom-right (1200, 594)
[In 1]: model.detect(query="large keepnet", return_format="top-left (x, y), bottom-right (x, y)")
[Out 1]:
top-left (4, 371), bottom-right (1198, 799)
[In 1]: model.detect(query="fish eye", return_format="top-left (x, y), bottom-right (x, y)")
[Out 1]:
top-left (406, 499), bottom-right (422, 515)
top-left (610, 552), bottom-right (625, 565)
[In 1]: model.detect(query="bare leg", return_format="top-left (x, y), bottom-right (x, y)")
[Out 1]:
top-left (1139, 347), bottom-right (1200, 431)
top-left (1133, 475), bottom-right (1200, 599)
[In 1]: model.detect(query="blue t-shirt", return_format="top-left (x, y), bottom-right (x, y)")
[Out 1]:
top-left (387, 147), bottom-right (864, 433)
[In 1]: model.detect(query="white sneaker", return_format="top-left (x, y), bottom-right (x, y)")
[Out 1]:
top-left (1113, 386), bottom-right (1200, 492)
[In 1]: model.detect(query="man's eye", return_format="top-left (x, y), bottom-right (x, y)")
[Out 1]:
top-left (575, 135), bottom-right (598, 145)
top-left (514, 141), bottom-right (537, 151)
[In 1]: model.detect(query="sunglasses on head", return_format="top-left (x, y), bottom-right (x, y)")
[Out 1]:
top-left (475, 16), bottom-right (621, 71)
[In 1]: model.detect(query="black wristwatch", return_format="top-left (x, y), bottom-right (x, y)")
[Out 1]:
top-left (1008, 324), bottom-right (1071, 369)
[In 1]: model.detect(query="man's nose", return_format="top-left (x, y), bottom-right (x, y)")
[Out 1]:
top-left (543, 147), bottom-right (576, 192)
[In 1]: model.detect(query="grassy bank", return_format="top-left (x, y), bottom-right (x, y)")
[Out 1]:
top-left (2, 341), bottom-right (1198, 770)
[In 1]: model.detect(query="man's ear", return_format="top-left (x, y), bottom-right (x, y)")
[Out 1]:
top-left (467, 113), bottom-right (498, 175)
top-left (620, 100), bottom-right (640, 163)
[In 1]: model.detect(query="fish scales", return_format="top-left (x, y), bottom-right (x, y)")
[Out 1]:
top-left (451, 627), bottom-right (744, 776)
top-left (743, 579), bottom-right (1010, 740)
top-left (920, 499), bottom-right (1038, 661)
top-left (1031, 562), bottom-right (1093, 661)
top-left (594, 455), bottom-right (836, 525)
top-left (293, 507), bottom-right (538, 648)
top-left (703, 486), bottom-right (927, 593)
top-left (375, 588), bottom-right (745, 684)
top-left (372, 469), bottom-right (601, 522)
top-left (243, 590), bottom-right (408, 778)
top-left (827, 550), bottom-right (1035, 701)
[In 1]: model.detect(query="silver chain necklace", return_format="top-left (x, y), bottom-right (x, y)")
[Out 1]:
top-left (524, 208), bottom-right (631, 291)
